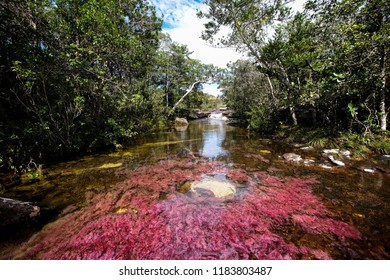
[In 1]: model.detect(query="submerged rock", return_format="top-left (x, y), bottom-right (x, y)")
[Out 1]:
top-left (190, 176), bottom-right (236, 199)
top-left (303, 159), bottom-right (316, 166)
top-left (352, 161), bottom-right (376, 174)
top-left (0, 174), bottom-right (21, 190)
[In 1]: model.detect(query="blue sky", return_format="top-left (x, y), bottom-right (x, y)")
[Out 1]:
top-left (150, 0), bottom-right (204, 29)
top-left (149, 0), bottom-right (306, 96)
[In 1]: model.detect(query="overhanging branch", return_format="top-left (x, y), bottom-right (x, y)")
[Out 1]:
top-left (170, 80), bottom-right (208, 113)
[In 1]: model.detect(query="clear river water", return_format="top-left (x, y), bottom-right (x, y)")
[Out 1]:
top-left (1, 117), bottom-right (389, 259)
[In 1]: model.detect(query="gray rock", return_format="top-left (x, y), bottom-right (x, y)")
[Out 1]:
top-left (303, 159), bottom-right (316, 165)
top-left (322, 149), bottom-right (351, 157)
top-left (300, 146), bottom-right (314, 150)
top-left (323, 149), bottom-right (340, 154)
top-left (328, 155), bottom-right (345, 166)
top-left (341, 150), bottom-right (351, 157)
top-left (283, 153), bottom-right (302, 162)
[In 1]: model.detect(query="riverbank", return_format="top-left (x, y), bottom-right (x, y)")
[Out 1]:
top-left (271, 125), bottom-right (390, 157)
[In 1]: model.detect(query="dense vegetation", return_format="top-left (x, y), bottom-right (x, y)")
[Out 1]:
top-left (200, 0), bottom-right (389, 137)
top-left (0, 0), bottom-right (218, 172)
top-left (1, 0), bottom-right (389, 173)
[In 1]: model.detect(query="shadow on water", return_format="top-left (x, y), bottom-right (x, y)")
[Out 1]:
top-left (1, 118), bottom-right (389, 259)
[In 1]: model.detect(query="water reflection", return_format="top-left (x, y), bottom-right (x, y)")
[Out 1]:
top-left (1, 117), bottom-right (389, 259)
top-left (198, 119), bottom-right (228, 159)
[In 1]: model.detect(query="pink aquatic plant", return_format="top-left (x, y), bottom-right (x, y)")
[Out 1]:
top-left (225, 169), bottom-right (249, 183)
top-left (12, 158), bottom-right (362, 260)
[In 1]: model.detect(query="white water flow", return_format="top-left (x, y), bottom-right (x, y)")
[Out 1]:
top-left (208, 112), bottom-right (228, 121)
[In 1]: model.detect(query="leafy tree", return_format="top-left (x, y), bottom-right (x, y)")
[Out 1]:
top-left (200, 0), bottom-right (389, 134)
top-left (0, 0), bottom-right (163, 171)
top-left (220, 60), bottom-right (278, 131)
top-left (152, 34), bottom-right (221, 115)
top-left (198, 0), bottom-right (299, 125)
top-left (305, 0), bottom-right (389, 132)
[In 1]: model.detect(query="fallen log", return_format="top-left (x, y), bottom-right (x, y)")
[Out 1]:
top-left (0, 197), bottom-right (40, 227)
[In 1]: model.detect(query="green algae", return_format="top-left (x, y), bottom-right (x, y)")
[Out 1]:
top-left (141, 138), bottom-right (202, 147)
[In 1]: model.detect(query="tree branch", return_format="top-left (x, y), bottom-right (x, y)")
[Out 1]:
top-left (170, 80), bottom-right (207, 113)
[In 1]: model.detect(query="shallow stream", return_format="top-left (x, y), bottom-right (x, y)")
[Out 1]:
top-left (1, 118), bottom-right (389, 259)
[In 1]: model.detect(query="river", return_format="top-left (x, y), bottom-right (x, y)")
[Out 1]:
top-left (1, 117), bottom-right (389, 259)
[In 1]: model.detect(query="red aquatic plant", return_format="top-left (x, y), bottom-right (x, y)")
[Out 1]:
top-left (13, 158), bottom-right (362, 260)
top-left (225, 169), bottom-right (249, 183)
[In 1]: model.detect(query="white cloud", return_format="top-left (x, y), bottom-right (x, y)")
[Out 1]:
top-left (150, 0), bottom-right (244, 69)
top-left (150, 0), bottom-right (307, 95)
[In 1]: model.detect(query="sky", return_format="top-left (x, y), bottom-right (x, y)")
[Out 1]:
top-left (149, 0), bottom-right (306, 96)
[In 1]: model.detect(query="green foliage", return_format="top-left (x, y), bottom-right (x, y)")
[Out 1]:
top-left (1, 0), bottom-right (389, 171)
top-left (0, 1), bottom-right (220, 172)
top-left (220, 60), bottom-right (278, 131)
top-left (153, 34), bottom-right (221, 115)
top-left (370, 136), bottom-right (390, 154)
top-left (200, 94), bottom-right (225, 111)
top-left (338, 133), bottom-right (370, 157)
top-left (0, 0), bottom-right (163, 171)
top-left (201, 0), bottom-right (389, 135)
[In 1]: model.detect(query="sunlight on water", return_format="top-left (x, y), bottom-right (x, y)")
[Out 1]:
top-left (1, 118), bottom-right (389, 260)
top-left (199, 119), bottom-right (228, 159)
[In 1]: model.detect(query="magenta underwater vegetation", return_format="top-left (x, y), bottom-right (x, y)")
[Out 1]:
top-left (13, 158), bottom-right (364, 260)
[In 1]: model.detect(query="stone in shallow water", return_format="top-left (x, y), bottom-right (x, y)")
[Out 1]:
top-left (328, 155), bottom-right (345, 167)
top-left (190, 177), bottom-right (236, 199)
top-left (363, 168), bottom-right (375, 173)
top-left (283, 153), bottom-right (302, 162)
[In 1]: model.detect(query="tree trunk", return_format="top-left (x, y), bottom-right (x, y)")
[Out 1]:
top-left (277, 60), bottom-right (298, 126)
top-left (266, 75), bottom-right (278, 108)
top-left (379, 45), bottom-right (387, 131)
top-left (288, 90), bottom-right (298, 126)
